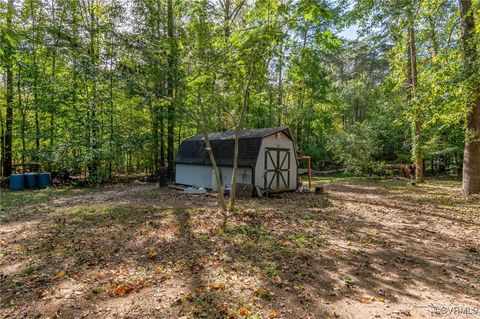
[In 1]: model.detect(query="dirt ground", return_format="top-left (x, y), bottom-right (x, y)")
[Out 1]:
top-left (0, 177), bottom-right (479, 319)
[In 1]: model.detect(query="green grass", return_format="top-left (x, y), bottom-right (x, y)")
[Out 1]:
top-left (0, 187), bottom-right (79, 212)
top-left (310, 172), bottom-right (357, 184)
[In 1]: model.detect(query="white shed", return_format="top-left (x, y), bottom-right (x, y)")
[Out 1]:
top-left (175, 127), bottom-right (298, 192)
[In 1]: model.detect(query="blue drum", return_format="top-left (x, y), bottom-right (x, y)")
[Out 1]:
top-left (38, 172), bottom-right (51, 189)
top-left (24, 173), bottom-right (39, 189)
top-left (9, 174), bottom-right (25, 191)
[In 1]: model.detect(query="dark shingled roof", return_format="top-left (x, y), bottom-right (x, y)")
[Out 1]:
top-left (175, 127), bottom-right (292, 167)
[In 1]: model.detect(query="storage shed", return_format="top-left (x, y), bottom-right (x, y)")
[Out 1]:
top-left (175, 126), bottom-right (298, 192)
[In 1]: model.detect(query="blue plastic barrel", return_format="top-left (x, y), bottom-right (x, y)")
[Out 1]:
top-left (38, 172), bottom-right (51, 189)
top-left (9, 174), bottom-right (24, 190)
top-left (24, 173), bottom-right (39, 189)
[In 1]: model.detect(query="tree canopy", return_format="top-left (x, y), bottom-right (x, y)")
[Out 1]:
top-left (1, 0), bottom-right (479, 193)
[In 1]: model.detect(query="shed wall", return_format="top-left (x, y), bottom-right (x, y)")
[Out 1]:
top-left (175, 164), bottom-right (253, 189)
top-left (254, 132), bottom-right (297, 190)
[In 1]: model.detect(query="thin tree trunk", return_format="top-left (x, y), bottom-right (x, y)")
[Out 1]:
top-left (160, 106), bottom-right (165, 167)
top-left (3, 0), bottom-right (14, 177)
top-left (17, 68), bottom-right (26, 173)
top-left (296, 24), bottom-right (309, 145)
top-left (166, 0), bottom-right (176, 178)
top-left (223, 0), bottom-right (231, 39)
top-left (427, 16), bottom-right (438, 59)
top-left (0, 108), bottom-right (4, 175)
top-left (48, 0), bottom-right (57, 172)
top-left (108, 50), bottom-right (114, 180)
top-left (150, 100), bottom-right (160, 175)
top-left (199, 92), bottom-right (227, 211)
top-left (459, 0), bottom-right (480, 195)
top-left (87, 0), bottom-right (100, 179)
top-left (407, 24), bottom-right (424, 183)
top-left (31, 1), bottom-right (40, 166)
top-left (229, 67), bottom-right (254, 211)
top-left (277, 37), bottom-right (284, 126)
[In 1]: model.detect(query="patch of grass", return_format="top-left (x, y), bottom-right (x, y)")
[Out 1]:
top-left (24, 267), bottom-right (35, 275)
top-left (255, 287), bottom-right (274, 301)
top-left (344, 277), bottom-right (354, 286)
top-left (311, 172), bottom-right (357, 184)
top-left (0, 187), bottom-right (79, 212)
top-left (56, 204), bottom-right (160, 226)
top-left (265, 263), bottom-right (281, 279)
top-left (288, 232), bottom-right (322, 247)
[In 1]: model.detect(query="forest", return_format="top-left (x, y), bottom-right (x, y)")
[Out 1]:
top-left (0, 1), bottom-right (480, 318)
top-left (0, 0), bottom-right (478, 194)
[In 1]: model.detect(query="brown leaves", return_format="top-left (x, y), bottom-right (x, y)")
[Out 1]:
top-left (38, 288), bottom-right (47, 298)
top-left (147, 251), bottom-right (158, 259)
top-left (268, 310), bottom-right (280, 318)
top-left (356, 296), bottom-right (374, 304)
top-left (355, 296), bottom-right (386, 304)
top-left (52, 271), bottom-right (66, 280)
top-left (113, 283), bottom-right (135, 296)
top-left (109, 266), bottom-right (148, 297)
top-left (209, 283), bottom-right (225, 290)
top-left (239, 307), bottom-right (251, 316)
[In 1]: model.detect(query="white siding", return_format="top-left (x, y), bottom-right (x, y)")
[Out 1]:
top-left (254, 132), bottom-right (297, 191)
top-left (175, 164), bottom-right (253, 189)
top-left (176, 130), bottom-right (297, 191)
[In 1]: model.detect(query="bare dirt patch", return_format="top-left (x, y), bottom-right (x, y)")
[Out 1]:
top-left (0, 179), bottom-right (479, 318)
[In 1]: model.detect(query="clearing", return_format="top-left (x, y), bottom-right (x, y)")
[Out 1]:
top-left (0, 176), bottom-right (479, 319)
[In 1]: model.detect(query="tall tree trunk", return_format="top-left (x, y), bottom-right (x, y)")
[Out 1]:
top-left (199, 92), bottom-right (227, 211)
top-left (150, 100), bottom-right (160, 175)
top-left (407, 24), bottom-right (424, 183)
top-left (3, 0), bottom-right (14, 177)
top-left (223, 0), bottom-right (231, 39)
top-left (160, 106), bottom-right (165, 167)
top-left (31, 2), bottom-right (40, 166)
top-left (49, 0), bottom-right (57, 172)
top-left (427, 16), bottom-right (438, 59)
top-left (277, 37), bottom-right (284, 126)
top-left (229, 67), bottom-right (254, 211)
top-left (108, 51), bottom-right (114, 180)
top-left (296, 24), bottom-right (309, 145)
top-left (17, 68), bottom-right (26, 172)
top-left (0, 108), bottom-right (4, 174)
top-left (166, 0), bottom-right (176, 178)
top-left (87, 0), bottom-right (100, 180)
top-left (459, 0), bottom-right (480, 195)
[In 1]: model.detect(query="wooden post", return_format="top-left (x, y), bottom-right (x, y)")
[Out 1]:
top-left (298, 155), bottom-right (312, 190)
top-left (308, 156), bottom-right (312, 190)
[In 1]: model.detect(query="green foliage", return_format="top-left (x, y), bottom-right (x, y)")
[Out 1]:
top-left (330, 122), bottom-right (390, 177)
top-left (0, 0), bottom-right (475, 181)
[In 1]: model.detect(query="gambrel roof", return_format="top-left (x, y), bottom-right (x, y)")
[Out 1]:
top-left (175, 126), bottom-right (292, 167)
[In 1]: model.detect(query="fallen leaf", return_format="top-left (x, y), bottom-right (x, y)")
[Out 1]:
top-left (154, 267), bottom-right (162, 274)
top-left (268, 310), bottom-right (280, 318)
top-left (376, 296), bottom-right (385, 302)
top-left (114, 283), bottom-right (134, 296)
top-left (209, 283), bottom-right (225, 290)
top-left (147, 251), bottom-right (158, 259)
top-left (38, 288), bottom-right (47, 298)
top-left (356, 296), bottom-right (374, 304)
top-left (239, 307), bottom-right (251, 316)
top-left (52, 271), bottom-right (66, 280)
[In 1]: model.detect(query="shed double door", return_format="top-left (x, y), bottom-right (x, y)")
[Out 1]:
top-left (264, 148), bottom-right (290, 191)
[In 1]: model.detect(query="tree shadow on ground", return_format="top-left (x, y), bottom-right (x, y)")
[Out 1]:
top-left (1, 182), bottom-right (479, 318)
